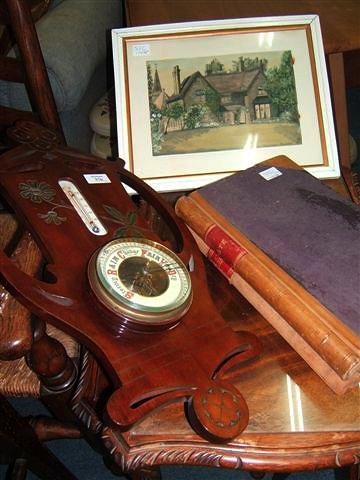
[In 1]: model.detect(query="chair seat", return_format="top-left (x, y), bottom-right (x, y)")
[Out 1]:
top-left (0, 214), bottom-right (78, 397)
top-left (0, 323), bottom-right (79, 397)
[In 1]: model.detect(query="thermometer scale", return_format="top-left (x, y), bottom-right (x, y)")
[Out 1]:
top-left (59, 179), bottom-right (107, 235)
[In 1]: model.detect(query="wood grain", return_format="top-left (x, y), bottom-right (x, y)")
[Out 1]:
top-left (1, 125), bottom-right (359, 474)
top-left (124, 0), bottom-right (360, 54)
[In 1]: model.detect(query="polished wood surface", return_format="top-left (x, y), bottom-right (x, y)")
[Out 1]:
top-left (103, 262), bottom-right (360, 473)
top-left (0, 124), bottom-right (359, 475)
top-left (124, 0), bottom-right (360, 54)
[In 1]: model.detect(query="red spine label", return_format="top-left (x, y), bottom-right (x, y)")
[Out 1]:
top-left (205, 225), bottom-right (247, 266)
top-left (207, 249), bottom-right (234, 279)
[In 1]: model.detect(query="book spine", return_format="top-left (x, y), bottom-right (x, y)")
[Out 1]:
top-left (175, 195), bottom-right (360, 381)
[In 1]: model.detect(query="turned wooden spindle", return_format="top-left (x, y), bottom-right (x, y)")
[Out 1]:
top-left (27, 318), bottom-right (77, 393)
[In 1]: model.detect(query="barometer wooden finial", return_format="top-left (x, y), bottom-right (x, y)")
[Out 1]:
top-left (188, 383), bottom-right (249, 443)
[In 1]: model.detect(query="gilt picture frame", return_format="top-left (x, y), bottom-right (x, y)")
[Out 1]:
top-left (112, 15), bottom-right (339, 192)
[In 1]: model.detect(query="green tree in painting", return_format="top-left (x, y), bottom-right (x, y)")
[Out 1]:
top-left (231, 56), bottom-right (268, 72)
top-left (183, 104), bottom-right (207, 129)
top-left (264, 51), bottom-right (299, 122)
top-left (162, 102), bottom-right (184, 133)
top-left (205, 88), bottom-right (221, 118)
top-left (205, 58), bottom-right (224, 75)
top-left (147, 63), bottom-right (153, 99)
top-left (147, 65), bottom-right (164, 153)
top-left (243, 57), bottom-right (268, 71)
top-left (149, 104), bottom-right (164, 153)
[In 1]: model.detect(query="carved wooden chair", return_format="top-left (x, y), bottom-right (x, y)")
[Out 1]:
top-left (0, 0), bottom-right (125, 465)
top-left (0, 200), bottom-right (111, 478)
top-left (0, 0), bottom-right (65, 144)
top-left (0, 394), bottom-right (79, 480)
top-left (0, 0), bottom-right (100, 477)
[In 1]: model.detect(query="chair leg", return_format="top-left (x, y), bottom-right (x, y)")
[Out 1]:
top-left (334, 465), bottom-right (359, 480)
top-left (351, 464), bottom-right (359, 480)
top-left (10, 458), bottom-right (28, 480)
top-left (0, 395), bottom-right (78, 480)
top-left (130, 467), bottom-right (162, 480)
top-left (29, 416), bottom-right (82, 442)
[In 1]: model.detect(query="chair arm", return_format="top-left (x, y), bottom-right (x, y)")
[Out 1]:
top-left (0, 216), bottom-right (42, 360)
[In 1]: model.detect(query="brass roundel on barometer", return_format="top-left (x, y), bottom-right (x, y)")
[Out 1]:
top-left (88, 238), bottom-right (193, 331)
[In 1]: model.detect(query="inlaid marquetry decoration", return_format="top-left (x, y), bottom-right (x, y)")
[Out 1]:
top-left (19, 180), bottom-right (67, 225)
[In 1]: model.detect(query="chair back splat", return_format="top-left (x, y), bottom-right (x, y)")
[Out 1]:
top-left (0, 0), bottom-right (65, 142)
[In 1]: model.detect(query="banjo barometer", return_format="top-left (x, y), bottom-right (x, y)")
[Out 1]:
top-left (0, 122), bottom-right (261, 444)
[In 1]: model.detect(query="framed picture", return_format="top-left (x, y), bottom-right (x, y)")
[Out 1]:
top-left (112, 15), bottom-right (339, 192)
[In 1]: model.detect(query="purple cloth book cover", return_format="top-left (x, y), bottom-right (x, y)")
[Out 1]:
top-left (199, 164), bottom-right (360, 335)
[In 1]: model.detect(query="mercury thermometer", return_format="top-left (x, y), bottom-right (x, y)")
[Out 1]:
top-left (59, 179), bottom-right (107, 235)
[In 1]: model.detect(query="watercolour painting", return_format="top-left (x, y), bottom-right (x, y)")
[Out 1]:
top-left (112, 16), bottom-right (339, 191)
top-left (146, 51), bottom-right (302, 156)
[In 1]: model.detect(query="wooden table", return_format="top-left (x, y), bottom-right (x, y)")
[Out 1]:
top-left (104, 179), bottom-right (360, 480)
top-left (1, 206), bottom-right (358, 479)
top-left (124, 0), bottom-right (360, 199)
top-left (102, 246), bottom-right (360, 478)
top-left (0, 128), bottom-right (360, 480)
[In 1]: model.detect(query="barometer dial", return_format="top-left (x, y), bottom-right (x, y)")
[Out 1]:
top-left (88, 238), bottom-right (192, 331)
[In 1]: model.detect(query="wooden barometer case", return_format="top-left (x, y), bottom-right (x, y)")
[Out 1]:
top-left (0, 122), bottom-right (261, 443)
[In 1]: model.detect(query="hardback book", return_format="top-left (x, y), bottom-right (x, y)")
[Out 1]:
top-left (175, 156), bottom-right (360, 394)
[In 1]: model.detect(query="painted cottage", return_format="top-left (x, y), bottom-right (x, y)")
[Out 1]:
top-left (151, 59), bottom-right (275, 131)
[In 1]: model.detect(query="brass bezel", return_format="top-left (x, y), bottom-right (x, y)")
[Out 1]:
top-left (87, 238), bottom-right (192, 329)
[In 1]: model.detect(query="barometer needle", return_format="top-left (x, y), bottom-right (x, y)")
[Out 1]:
top-left (119, 263), bottom-right (182, 281)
